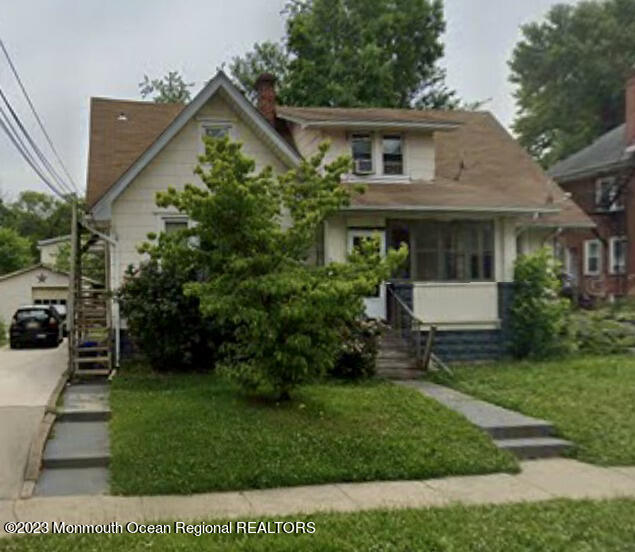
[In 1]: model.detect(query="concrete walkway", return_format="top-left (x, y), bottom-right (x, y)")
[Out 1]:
top-left (399, 380), bottom-right (572, 458)
top-left (2, 459), bottom-right (635, 534)
top-left (0, 344), bottom-right (67, 500)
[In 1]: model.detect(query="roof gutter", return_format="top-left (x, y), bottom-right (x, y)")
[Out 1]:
top-left (278, 114), bottom-right (461, 132)
top-left (341, 205), bottom-right (560, 215)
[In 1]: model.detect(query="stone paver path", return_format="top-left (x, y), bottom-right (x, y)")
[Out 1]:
top-left (2, 459), bottom-right (635, 535)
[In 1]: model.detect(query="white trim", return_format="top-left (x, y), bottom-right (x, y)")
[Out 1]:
top-left (609, 235), bottom-right (627, 275)
top-left (584, 239), bottom-right (602, 276)
top-left (342, 205), bottom-right (559, 214)
top-left (92, 71), bottom-right (302, 221)
top-left (277, 113), bottom-right (461, 131)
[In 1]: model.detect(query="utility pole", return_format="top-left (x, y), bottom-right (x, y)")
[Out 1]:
top-left (67, 195), bottom-right (78, 374)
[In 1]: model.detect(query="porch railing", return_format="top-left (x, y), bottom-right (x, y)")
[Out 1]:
top-left (386, 284), bottom-right (450, 375)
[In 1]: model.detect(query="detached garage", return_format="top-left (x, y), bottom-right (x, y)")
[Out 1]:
top-left (0, 264), bottom-right (70, 328)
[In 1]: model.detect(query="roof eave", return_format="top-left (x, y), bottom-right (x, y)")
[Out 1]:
top-left (91, 71), bottom-right (302, 221)
top-left (342, 205), bottom-right (560, 215)
top-left (277, 113), bottom-right (461, 132)
top-left (550, 158), bottom-right (634, 183)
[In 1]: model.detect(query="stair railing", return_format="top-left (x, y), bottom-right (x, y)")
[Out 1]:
top-left (386, 284), bottom-right (441, 373)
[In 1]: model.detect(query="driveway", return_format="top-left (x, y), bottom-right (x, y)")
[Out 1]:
top-left (0, 343), bottom-right (67, 499)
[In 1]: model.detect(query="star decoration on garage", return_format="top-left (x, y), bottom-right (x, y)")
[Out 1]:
top-left (36, 272), bottom-right (47, 283)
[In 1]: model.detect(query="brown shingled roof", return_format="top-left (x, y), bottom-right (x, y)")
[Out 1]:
top-left (86, 98), bottom-right (183, 206)
top-left (85, 99), bottom-right (590, 227)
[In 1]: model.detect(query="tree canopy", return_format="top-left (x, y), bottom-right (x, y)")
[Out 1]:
top-left (510, 0), bottom-right (635, 167)
top-left (139, 71), bottom-right (195, 104)
top-left (0, 190), bottom-right (73, 274)
top-left (141, 136), bottom-right (406, 398)
top-left (230, 0), bottom-right (457, 109)
top-left (0, 227), bottom-right (33, 275)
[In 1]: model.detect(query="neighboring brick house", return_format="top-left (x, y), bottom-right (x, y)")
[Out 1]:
top-left (549, 73), bottom-right (635, 300)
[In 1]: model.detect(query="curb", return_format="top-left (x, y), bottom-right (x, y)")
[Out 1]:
top-left (20, 368), bottom-right (70, 499)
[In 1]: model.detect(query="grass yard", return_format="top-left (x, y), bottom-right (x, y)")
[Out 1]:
top-left (2, 499), bottom-right (635, 551)
top-left (109, 366), bottom-right (516, 495)
top-left (433, 355), bottom-right (635, 465)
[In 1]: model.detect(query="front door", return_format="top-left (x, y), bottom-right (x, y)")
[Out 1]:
top-left (347, 229), bottom-right (387, 320)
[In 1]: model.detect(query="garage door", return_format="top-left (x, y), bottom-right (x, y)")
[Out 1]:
top-left (32, 286), bottom-right (68, 305)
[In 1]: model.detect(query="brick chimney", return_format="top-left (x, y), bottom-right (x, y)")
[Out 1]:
top-left (627, 67), bottom-right (635, 148)
top-left (255, 73), bottom-right (276, 126)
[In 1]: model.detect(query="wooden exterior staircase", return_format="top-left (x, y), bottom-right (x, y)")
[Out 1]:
top-left (69, 208), bottom-right (113, 379)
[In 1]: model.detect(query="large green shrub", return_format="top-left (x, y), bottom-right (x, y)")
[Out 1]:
top-left (118, 233), bottom-right (227, 372)
top-left (152, 137), bottom-right (407, 399)
top-left (331, 318), bottom-right (384, 380)
top-left (0, 319), bottom-right (7, 347)
top-left (571, 307), bottom-right (635, 355)
top-left (510, 247), bottom-right (572, 359)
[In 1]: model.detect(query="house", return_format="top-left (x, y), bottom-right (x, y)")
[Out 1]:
top-left (85, 71), bottom-right (590, 362)
top-left (549, 72), bottom-right (635, 301)
top-left (37, 235), bottom-right (70, 266)
top-left (0, 264), bottom-right (70, 328)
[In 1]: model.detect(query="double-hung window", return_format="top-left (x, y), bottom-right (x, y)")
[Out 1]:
top-left (382, 135), bottom-right (403, 175)
top-left (609, 236), bottom-right (627, 274)
top-left (351, 134), bottom-right (373, 174)
top-left (162, 216), bottom-right (189, 235)
top-left (584, 239), bottom-right (602, 275)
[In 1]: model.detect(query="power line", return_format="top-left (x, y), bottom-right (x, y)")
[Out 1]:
top-left (0, 85), bottom-right (73, 198)
top-left (0, 37), bottom-right (78, 193)
top-left (0, 105), bottom-right (68, 200)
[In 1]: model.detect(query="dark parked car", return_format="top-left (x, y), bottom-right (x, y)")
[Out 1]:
top-left (51, 304), bottom-right (68, 337)
top-left (9, 305), bottom-right (63, 349)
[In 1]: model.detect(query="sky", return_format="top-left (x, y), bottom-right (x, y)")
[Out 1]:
top-left (0, 0), bottom-right (579, 199)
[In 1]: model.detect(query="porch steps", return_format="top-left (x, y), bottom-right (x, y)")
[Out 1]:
top-left (35, 383), bottom-right (110, 496)
top-left (376, 333), bottom-right (422, 380)
top-left (398, 381), bottom-right (574, 460)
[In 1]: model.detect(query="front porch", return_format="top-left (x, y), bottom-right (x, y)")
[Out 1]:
top-left (323, 212), bottom-right (519, 361)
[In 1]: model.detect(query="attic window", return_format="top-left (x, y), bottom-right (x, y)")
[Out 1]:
top-left (203, 125), bottom-right (230, 139)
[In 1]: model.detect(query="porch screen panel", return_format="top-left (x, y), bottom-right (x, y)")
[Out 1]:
top-left (413, 221), bottom-right (494, 281)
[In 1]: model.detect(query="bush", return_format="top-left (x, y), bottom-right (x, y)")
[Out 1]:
top-left (571, 307), bottom-right (635, 355)
top-left (118, 256), bottom-right (226, 372)
top-left (510, 247), bottom-right (573, 359)
top-left (331, 318), bottom-right (384, 380)
top-left (0, 319), bottom-right (6, 347)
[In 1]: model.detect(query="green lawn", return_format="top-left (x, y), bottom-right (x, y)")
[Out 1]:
top-left (2, 499), bottom-right (635, 551)
top-left (109, 366), bottom-right (516, 495)
top-left (433, 355), bottom-right (635, 465)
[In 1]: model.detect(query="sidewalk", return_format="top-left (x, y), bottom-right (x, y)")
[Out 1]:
top-left (2, 459), bottom-right (635, 534)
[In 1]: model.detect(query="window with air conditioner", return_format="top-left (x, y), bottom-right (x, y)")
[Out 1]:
top-left (351, 134), bottom-right (373, 174)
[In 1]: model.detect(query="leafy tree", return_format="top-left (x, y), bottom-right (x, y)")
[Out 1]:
top-left (230, 0), bottom-right (457, 109)
top-left (0, 227), bottom-right (34, 275)
top-left (510, 0), bottom-right (635, 167)
top-left (230, 41), bottom-right (290, 104)
top-left (153, 136), bottom-right (407, 399)
top-left (119, 230), bottom-right (227, 372)
top-left (1, 191), bottom-right (72, 257)
top-left (510, 248), bottom-right (572, 359)
top-left (53, 241), bottom-right (105, 283)
top-left (139, 71), bottom-right (195, 104)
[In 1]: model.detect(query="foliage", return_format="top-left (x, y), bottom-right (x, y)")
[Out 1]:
top-left (0, 227), bottom-right (34, 275)
top-left (434, 355), bottom-right (635, 465)
top-left (152, 136), bottom-right (407, 399)
top-left (331, 318), bottom-right (384, 380)
top-left (0, 190), bottom-right (72, 258)
top-left (229, 41), bottom-right (290, 103)
top-left (109, 367), bottom-right (516, 495)
top-left (117, 233), bottom-right (226, 372)
top-left (510, 0), bottom-right (635, 166)
top-left (510, 247), bottom-right (572, 359)
top-left (4, 500), bottom-right (635, 551)
top-left (230, 0), bottom-right (458, 109)
top-left (139, 71), bottom-right (195, 104)
top-left (570, 304), bottom-right (635, 355)
top-left (0, 318), bottom-right (6, 347)
top-left (53, 241), bottom-right (106, 283)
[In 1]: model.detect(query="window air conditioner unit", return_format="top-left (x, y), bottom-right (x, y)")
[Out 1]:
top-left (354, 159), bottom-right (373, 175)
